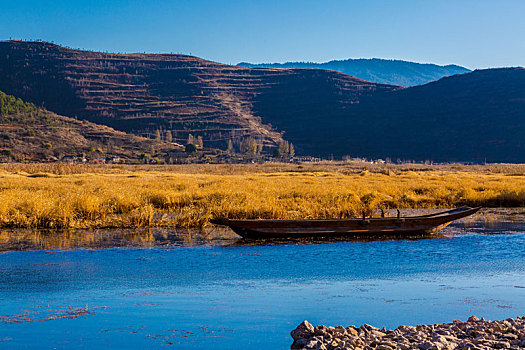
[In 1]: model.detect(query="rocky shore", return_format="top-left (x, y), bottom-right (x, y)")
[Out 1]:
top-left (291, 316), bottom-right (525, 349)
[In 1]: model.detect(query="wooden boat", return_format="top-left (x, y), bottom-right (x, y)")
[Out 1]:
top-left (209, 206), bottom-right (481, 239)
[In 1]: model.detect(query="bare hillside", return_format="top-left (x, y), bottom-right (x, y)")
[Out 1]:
top-left (0, 90), bottom-right (180, 162)
top-left (0, 41), bottom-right (396, 151)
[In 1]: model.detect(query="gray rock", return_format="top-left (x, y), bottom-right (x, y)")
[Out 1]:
top-left (290, 316), bottom-right (525, 350)
top-left (418, 341), bottom-right (433, 349)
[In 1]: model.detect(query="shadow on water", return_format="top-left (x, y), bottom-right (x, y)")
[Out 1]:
top-left (229, 233), bottom-right (449, 246)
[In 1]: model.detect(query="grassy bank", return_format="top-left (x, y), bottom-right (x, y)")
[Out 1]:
top-left (0, 163), bottom-right (524, 229)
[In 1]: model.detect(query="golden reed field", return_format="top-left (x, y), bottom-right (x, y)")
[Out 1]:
top-left (0, 162), bottom-right (524, 229)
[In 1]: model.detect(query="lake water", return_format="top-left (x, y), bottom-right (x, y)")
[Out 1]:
top-left (1, 217), bottom-right (524, 349)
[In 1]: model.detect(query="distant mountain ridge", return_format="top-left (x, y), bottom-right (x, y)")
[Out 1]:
top-left (263, 67), bottom-right (525, 163)
top-left (238, 58), bottom-right (471, 86)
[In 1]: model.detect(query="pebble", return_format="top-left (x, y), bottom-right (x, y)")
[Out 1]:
top-left (291, 316), bottom-right (525, 349)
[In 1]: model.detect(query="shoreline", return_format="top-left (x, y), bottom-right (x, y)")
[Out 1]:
top-left (1, 206), bottom-right (523, 230)
top-left (1, 163), bottom-right (524, 230)
top-left (291, 316), bottom-right (525, 349)
top-left (0, 164), bottom-right (525, 229)
top-left (0, 211), bottom-right (523, 251)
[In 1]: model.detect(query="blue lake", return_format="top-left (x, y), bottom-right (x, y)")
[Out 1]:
top-left (1, 219), bottom-right (525, 349)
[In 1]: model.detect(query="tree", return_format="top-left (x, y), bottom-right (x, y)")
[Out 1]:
top-left (240, 137), bottom-right (257, 155)
top-left (278, 141), bottom-right (290, 155)
top-left (187, 134), bottom-right (194, 145)
top-left (155, 129), bottom-right (162, 141)
top-left (248, 138), bottom-right (257, 155)
top-left (196, 136), bottom-right (203, 149)
top-left (185, 143), bottom-right (197, 154)
top-left (227, 139), bottom-right (234, 154)
top-left (289, 143), bottom-right (295, 157)
top-left (165, 130), bottom-right (172, 143)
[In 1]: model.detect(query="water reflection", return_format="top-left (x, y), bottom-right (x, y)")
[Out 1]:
top-left (0, 227), bottom-right (236, 251)
top-left (0, 228), bottom-right (462, 251)
top-left (0, 209), bottom-right (523, 251)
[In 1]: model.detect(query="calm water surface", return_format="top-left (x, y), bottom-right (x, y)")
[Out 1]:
top-left (1, 219), bottom-right (525, 349)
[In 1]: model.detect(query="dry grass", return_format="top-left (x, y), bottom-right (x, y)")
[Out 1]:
top-left (0, 163), bottom-right (523, 229)
top-left (3, 161), bottom-right (525, 175)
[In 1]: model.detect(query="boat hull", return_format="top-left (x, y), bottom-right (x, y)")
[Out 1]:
top-left (210, 207), bottom-right (481, 239)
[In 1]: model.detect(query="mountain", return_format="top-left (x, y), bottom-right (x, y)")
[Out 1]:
top-left (358, 68), bottom-right (525, 162)
top-left (0, 40), bottom-right (396, 151)
top-left (238, 59), bottom-right (471, 87)
top-left (0, 90), bottom-right (179, 161)
top-left (267, 68), bottom-right (525, 163)
top-left (1, 41), bottom-right (524, 163)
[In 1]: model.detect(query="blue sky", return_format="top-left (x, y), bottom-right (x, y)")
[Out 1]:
top-left (1, 0), bottom-right (525, 69)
